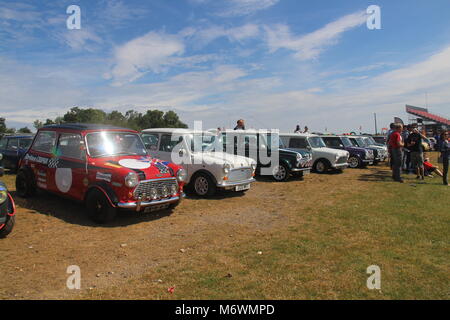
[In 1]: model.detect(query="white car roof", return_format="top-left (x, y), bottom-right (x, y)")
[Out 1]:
top-left (280, 133), bottom-right (318, 137)
top-left (142, 128), bottom-right (212, 134)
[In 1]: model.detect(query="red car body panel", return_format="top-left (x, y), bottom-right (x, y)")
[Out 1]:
top-left (19, 126), bottom-right (185, 210)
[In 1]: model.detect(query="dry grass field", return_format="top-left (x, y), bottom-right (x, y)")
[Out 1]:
top-left (0, 153), bottom-right (448, 300)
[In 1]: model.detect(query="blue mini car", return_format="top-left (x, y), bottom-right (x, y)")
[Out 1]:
top-left (0, 135), bottom-right (34, 173)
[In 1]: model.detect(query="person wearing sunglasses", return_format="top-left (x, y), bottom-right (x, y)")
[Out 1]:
top-left (440, 131), bottom-right (449, 186)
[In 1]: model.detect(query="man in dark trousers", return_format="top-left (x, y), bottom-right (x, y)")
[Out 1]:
top-left (388, 123), bottom-right (404, 183)
top-left (406, 126), bottom-right (426, 180)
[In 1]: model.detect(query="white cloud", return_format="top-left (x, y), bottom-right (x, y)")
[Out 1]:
top-left (217, 0), bottom-right (280, 17)
top-left (186, 23), bottom-right (260, 47)
top-left (108, 31), bottom-right (185, 86)
top-left (57, 29), bottom-right (103, 52)
top-left (264, 11), bottom-right (367, 60)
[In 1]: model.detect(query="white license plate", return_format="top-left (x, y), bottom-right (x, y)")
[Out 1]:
top-left (235, 184), bottom-right (250, 191)
top-left (303, 170), bottom-right (310, 175)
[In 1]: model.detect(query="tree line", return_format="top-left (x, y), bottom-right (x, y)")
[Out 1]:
top-left (1, 107), bottom-right (188, 135)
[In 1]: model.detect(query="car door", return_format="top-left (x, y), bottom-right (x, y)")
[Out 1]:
top-left (54, 132), bottom-right (87, 201)
top-left (28, 130), bottom-right (57, 191)
top-left (4, 138), bottom-right (19, 169)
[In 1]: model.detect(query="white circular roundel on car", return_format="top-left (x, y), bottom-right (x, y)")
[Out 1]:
top-left (55, 168), bottom-right (72, 193)
top-left (118, 159), bottom-right (151, 170)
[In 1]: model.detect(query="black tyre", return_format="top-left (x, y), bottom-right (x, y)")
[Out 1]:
top-left (0, 215), bottom-right (15, 238)
top-left (348, 156), bottom-right (361, 169)
top-left (16, 170), bottom-right (36, 198)
top-left (314, 159), bottom-right (330, 174)
top-left (272, 163), bottom-right (290, 182)
top-left (191, 172), bottom-right (216, 197)
top-left (85, 189), bottom-right (117, 224)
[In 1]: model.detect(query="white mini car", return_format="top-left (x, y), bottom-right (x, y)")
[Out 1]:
top-left (141, 129), bottom-right (256, 197)
top-left (280, 133), bottom-right (349, 173)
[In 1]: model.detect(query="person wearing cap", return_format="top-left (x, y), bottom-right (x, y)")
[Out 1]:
top-left (234, 119), bottom-right (245, 130)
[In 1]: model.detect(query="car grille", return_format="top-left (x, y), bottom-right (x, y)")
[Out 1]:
top-left (133, 178), bottom-right (178, 200)
top-left (228, 168), bottom-right (253, 182)
top-left (336, 156), bottom-right (348, 164)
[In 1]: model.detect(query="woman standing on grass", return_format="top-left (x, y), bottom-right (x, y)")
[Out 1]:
top-left (440, 131), bottom-right (449, 186)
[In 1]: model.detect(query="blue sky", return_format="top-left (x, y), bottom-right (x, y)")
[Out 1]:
top-left (1, 0), bottom-right (450, 132)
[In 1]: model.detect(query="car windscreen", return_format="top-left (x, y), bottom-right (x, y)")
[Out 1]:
top-left (340, 137), bottom-right (353, 147)
top-left (86, 132), bottom-right (147, 158)
top-left (357, 137), bottom-right (370, 147)
top-left (308, 136), bottom-right (326, 148)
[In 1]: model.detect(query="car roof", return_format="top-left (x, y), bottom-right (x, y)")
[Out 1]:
top-left (2, 135), bottom-right (34, 139)
top-left (280, 133), bottom-right (317, 137)
top-left (142, 128), bottom-right (194, 134)
top-left (41, 123), bottom-right (135, 132)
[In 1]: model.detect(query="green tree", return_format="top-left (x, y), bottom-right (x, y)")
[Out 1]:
top-left (18, 127), bottom-right (32, 133)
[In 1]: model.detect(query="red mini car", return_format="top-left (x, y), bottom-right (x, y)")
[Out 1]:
top-left (16, 124), bottom-right (187, 223)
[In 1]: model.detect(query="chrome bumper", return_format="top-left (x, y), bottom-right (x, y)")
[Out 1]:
top-left (291, 167), bottom-right (311, 172)
top-left (217, 177), bottom-right (255, 188)
top-left (117, 194), bottom-right (185, 211)
top-left (333, 163), bottom-right (349, 169)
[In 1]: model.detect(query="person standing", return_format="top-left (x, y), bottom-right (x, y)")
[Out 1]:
top-left (402, 125), bottom-right (411, 173)
top-left (303, 126), bottom-right (309, 134)
top-left (234, 119), bottom-right (245, 130)
top-left (388, 123), bottom-right (404, 183)
top-left (406, 126), bottom-right (426, 180)
top-left (294, 125), bottom-right (301, 133)
top-left (440, 131), bottom-right (449, 186)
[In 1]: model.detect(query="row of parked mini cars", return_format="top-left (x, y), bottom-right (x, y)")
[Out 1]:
top-left (0, 124), bottom-right (388, 235)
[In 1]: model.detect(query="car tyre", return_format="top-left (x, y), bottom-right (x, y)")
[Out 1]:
top-left (85, 189), bottom-right (117, 224)
top-left (16, 170), bottom-right (36, 198)
top-left (314, 159), bottom-right (330, 174)
top-left (348, 156), bottom-right (361, 169)
top-left (191, 173), bottom-right (216, 197)
top-left (0, 215), bottom-right (15, 238)
top-left (272, 163), bottom-right (290, 182)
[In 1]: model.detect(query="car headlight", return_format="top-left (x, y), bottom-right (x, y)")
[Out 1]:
top-left (296, 153), bottom-right (302, 162)
top-left (0, 186), bottom-right (7, 204)
top-left (223, 163), bottom-right (232, 174)
top-left (125, 172), bottom-right (139, 188)
top-left (251, 163), bottom-right (257, 173)
top-left (0, 153), bottom-right (3, 161)
top-left (176, 168), bottom-right (187, 182)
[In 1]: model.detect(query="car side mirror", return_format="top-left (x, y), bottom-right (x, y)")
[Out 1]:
top-left (339, 144), bottom-right (344, 148)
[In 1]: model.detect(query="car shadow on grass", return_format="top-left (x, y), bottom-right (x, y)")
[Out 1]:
top-left (10, 190), bottom-right (174, 228)
top-left (357, 167), bottom-right (393, 182)
top-left (184, 189), bottom-right (247, 201)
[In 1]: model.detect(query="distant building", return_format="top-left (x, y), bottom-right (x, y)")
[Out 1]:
top-left (405, 105), bottom-right (449, 135)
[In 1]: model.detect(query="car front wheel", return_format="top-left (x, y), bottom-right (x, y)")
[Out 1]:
top-left (314, 159), bottom-right (330, 173)
top-left (16, 170), bottom-right (36, 198)
top-left (192, 173), bottom-right (216, 197)
top-left (272, 163), bottom-right (290, 182)
top-left (85, 189), bottom-right (117, 224)
top-left (0, 215), bottom-right (15, 238)
top-left (348, 156), bottom-right (361, 168)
